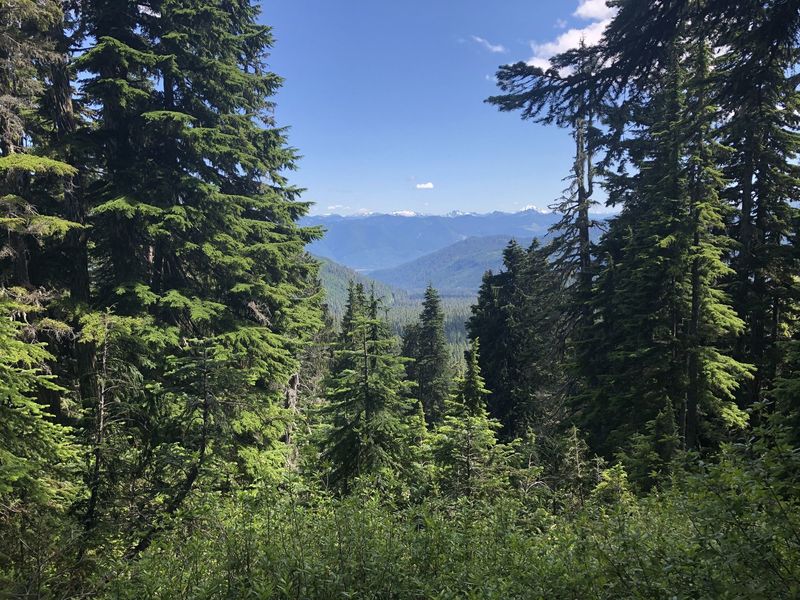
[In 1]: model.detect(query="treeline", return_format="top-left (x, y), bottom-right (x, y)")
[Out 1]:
top-left (2, 0), bottom-right (800, 598)
top-left (0, 0), bottom-right (323, 590)
top-left (480, 0), bottom-right (800, 459)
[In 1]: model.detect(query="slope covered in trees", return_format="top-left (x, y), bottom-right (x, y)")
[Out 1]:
top-left (2, 1), bottom-right (800, 598)
top-left (316, 255), bottom-right (409, 317)
top-left (369, 235), bottom-right (533, 295)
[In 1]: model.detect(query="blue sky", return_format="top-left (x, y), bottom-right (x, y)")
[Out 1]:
top-left (261, 0), bottom-right (615, 216)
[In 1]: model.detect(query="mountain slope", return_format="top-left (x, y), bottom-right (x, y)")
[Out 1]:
top-left (316, 256), bottom-right (470, 346)
top-left (303, 209), bottom-right (558, 271)
top-left (317, 256), bottom-right (408, 318)
top-left (369, 235), bottom-right (532, 296)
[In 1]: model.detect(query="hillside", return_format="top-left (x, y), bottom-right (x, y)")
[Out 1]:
top-left (369, 235), bottom-right (532, 295)
top-left (303, 209), bottom-right (558, 271)
top-left (317, 256), bottom-right (471, 346)
top-left (317, 256), bottom-right (408, 318)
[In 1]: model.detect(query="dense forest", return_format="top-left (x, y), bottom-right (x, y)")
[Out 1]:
top-left (2, 1), bottom-right (800, 598)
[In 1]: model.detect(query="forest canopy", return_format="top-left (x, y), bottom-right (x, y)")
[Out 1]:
top-left (1, 0), bottom-right (799, 598)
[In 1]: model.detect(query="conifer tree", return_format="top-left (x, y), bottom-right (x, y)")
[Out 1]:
top-left (321, 288), bottom-right (418, 490)
top-left (0, 289), bottom-right (77, 510)
top-left (622, 399), bottom-right (680, 492)
top-left (712, 4), bottom-right (800, 405)
top-left (402, 284), bottom-right (451, 424)
top-left (488, 42), bottom-right (601, 340)
top-left (584, 0), bottom-right (800, 423)
top-left (490, 14), bottom-right (757, 454)
top-left (0, 0), bottom-right (80, 288)
top-left (433, 338), bottom-right (504, 497)
top-left (509, 240), bottom-right (568, 438)
top-left (486, 43), bottom-right (607, 444)
top-left (468, 240), bottom-right (526, 433)
top-left (468, 240), bottom-right (567, 438)
top-left (582, 40), bottom-right (750, 452)
top-left (59, 0), bottom-right (324, 553)
top-left (0, 0), bottom-right (82, 517)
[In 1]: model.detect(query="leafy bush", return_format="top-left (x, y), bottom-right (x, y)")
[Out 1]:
top-left (104, 451), bottom-right (800, 600)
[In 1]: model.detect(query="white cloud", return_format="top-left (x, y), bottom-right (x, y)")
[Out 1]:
top-left (526, 1), bottom-right (616, 70)
top-left (137, 4), bottom-right (160, 17)
top-left (415, 182), bottom-right (434, 190)
top-left (471, 35), bottom-right (507, 54)
top-left (527, 56), bottom-right (552, 71)
top-left (573, 0), bottom-right (615, 21)
top-left (530, 19), bottom-right (609, 62)
top-left (555, 18), bottom-right (568, 29)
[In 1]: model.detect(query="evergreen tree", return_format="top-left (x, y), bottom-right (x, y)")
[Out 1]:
top-left (433, 338), bottom-right (505, 497)
top-left (486, 43), bottom-right (609, 444)
top-left (582, 41), bottom-right (750, 453)
top-left (0, 0), bottom-right (82, 519)
top-left (488, 41), bottom-right (602, 347)
top-left (713, 3), bottom-right (800, 405)
top-left (508, 239), bottom-right (568, 439)
top-left (468, 239), bottom-right (567, 438)
top-left (62, 0), bottom-right (323, 554)
top-left (468, 240), bottom-right (526, 433)
top-left (0, 0), bottom-right (80, 292)
top-left (0, 0), bottom-right (60, 155)
top-left (402, 284), bottom-right (451, 424)
top-left (321, 288), bottom-right (419, 490)
top-left (491, 18), bottom-right (756, 454)
top-left (0, 288), bottom-right (77, 510)
top-left (621, 399), bottom-right (680, 492)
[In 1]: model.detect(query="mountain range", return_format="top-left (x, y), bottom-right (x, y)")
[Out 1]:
top-left (316, 256), bottom-right (409, 318)
top-left (302, 208), bottom-right (559, 272)
top-left (369, 234), bottom-right (532, 295)
top-left (309, 209), bottom-right (570, 344)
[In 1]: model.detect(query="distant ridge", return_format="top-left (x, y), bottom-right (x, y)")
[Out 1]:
top-left (369, 235), bottom-right (532, 296)
top-left (315, 255), bottom-right (472, 345)
top-left (316, 256), bottom-right (408, 318)
top-left (302, 208), bottom-right (559, 271)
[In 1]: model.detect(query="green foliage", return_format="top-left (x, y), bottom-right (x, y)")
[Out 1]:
top-left (316, 255), bottom-right (409, 318)
top-left (432, 339), bottom-right (507, 497)
top-left (316, 254), bottom-right (472, 349)
top-left (402, 285), bottom-right (452, 423)
top-left (619, 399), bottom-right (681, 492)
top-left (0, 290), bottom-right (77, 509)
top-left (468, 239), bottom-right (567, 438)
top-left (319, 284), bottom-right (421, 490)
top-left (106, 446), bottom-right (800, 599)
top-left (3, 0), bottom-right (800, 596)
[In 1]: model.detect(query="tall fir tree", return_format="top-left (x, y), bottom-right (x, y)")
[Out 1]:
top-left (59, 0), bottom-right (323, 554)
top-left (583, 40), bottom-right (750, 453)
top-left (433, 338), bottom-right (505, 498)
top-left (712, 2), bottom-right (800, 406)
top-left (402, 284), bottom-right (451, 424)
top-left (321, 286), bottom-right (420, 490)
top-left (488, 41), bottom-right (602, 347)
top-left (0, 289), bottom-right (77, 513)
top-left (0, 0), bottom-right (81, 527)
top-left (508, 239), bottom-right (568, 439)
top-left (468, 240), bottom-right (526, 434)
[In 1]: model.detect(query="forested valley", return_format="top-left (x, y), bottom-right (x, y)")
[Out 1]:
top-left (2, 1), bottom-right (800, 598)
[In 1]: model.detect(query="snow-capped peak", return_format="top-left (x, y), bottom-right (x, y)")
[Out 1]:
top-left (520, 204), bottom-right (552, 214)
